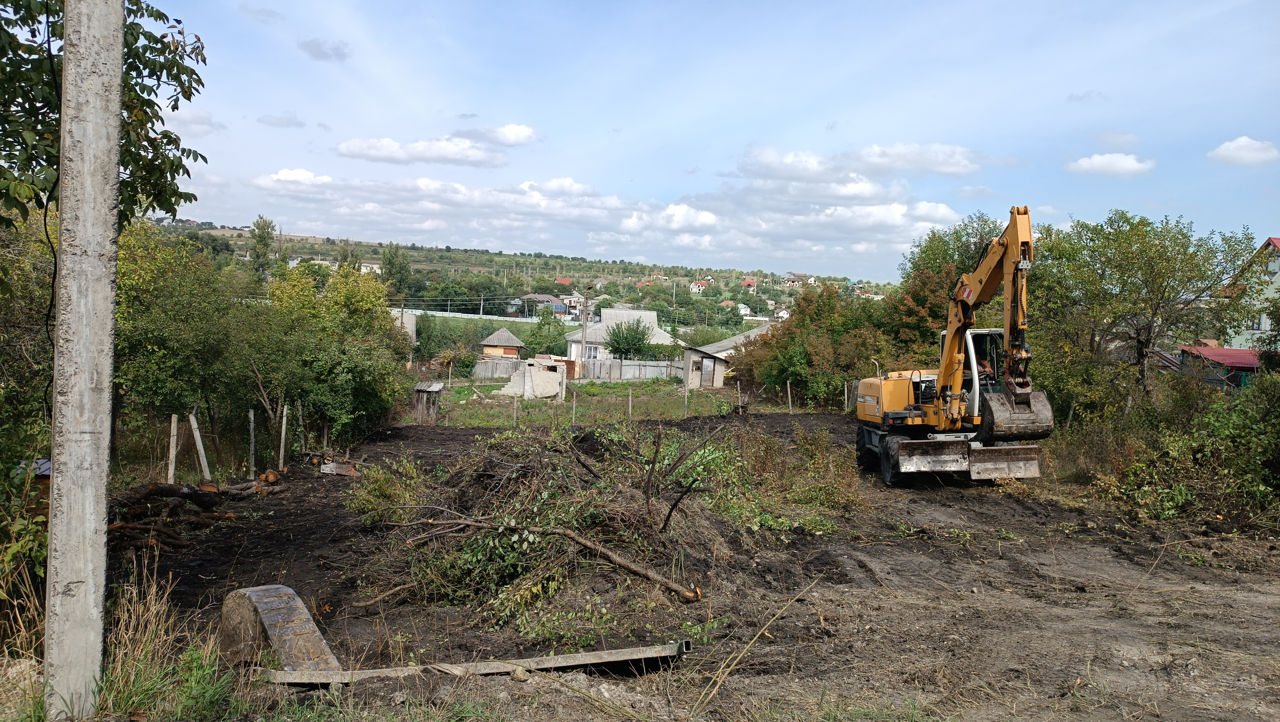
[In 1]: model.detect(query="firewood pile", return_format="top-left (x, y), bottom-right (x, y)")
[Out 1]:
top-left (107, 471), bottom-right (287, 551)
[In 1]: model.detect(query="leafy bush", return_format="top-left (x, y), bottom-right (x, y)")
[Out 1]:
top-left (1111, 372), bottom-right (1280, 530)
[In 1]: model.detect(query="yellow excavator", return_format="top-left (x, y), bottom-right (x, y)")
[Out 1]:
top-left (855, 206), bottom-right (1053, 484)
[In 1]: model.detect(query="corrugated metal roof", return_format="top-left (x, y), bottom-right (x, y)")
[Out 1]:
top-left (480, 328), bottom-right (525, 348)
top-left (564, 309), bottom-right (675, 345)
top-left (692, 323), bottom-right (774, 360)
top-left (414, 382), bottom-right (444, 392)
top-left (1180, 345), bottom-right (1260, 370)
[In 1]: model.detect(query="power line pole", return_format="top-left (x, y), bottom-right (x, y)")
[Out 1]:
top-left (46, 0), bottom-right (125, 717)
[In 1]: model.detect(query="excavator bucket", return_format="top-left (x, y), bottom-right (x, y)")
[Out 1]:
top-left (969, 444), bottom-right (1040, 479)
top-left (980, 391), bottom-right (1053, 442)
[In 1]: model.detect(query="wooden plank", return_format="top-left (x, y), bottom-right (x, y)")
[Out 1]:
top-left (260, 640), bottom-right (691, 685)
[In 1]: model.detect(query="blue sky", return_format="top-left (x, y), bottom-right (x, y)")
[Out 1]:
top-left (169, 0), bottom-right (1280, 280)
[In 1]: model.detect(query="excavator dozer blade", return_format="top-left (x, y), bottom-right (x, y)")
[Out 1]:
top-left (981, 391), bottom-right (1053, 442)
top-left (969, 444), bottom-right (1040, 480)
top-left (896, 439), bottom-right (971, 473)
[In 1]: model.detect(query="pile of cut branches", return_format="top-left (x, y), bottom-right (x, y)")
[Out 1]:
top-left (345, 425), bottom-right (732, 619)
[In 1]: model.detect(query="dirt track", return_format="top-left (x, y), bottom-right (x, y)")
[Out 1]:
top-left (155, 414), bottom-right (1280, 720)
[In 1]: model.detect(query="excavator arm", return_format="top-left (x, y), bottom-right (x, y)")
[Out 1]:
top-left (935, 206), bottom-right (1050, 439)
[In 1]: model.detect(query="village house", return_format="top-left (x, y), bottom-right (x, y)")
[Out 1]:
top-left (1227, 236), bottom-right (1280, 350)
top-left (359, 261), bottom-right (381, 275)
top-left (690, 281), bottom-right (708, 294)
top-left (783, 272), bottom-right (813, 288)
top-left (564, 309), bottom-right (676, 361)
top-left (1179, 344), bottom-right (1260, 389)
top-left (554, 277), bottom-right (573, 287)
top-left (518, 293), bottom-right (567, 316)
top-left (738, 275), bottom-right (758, 294)
top-left (479, 328), bottom-right (525, 357)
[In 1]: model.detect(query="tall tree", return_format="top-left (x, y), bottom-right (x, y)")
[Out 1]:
top-left (0, 0), bottom-right (207, 228)
top-left (249, 215), bottom-right (275, 275)
top-left (381, 244), bottom-right (412, 296)
top-left (1033, 211), bottom-right (1259, 396)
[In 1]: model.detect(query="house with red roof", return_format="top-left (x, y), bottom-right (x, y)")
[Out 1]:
top-left (554, 277), bottom-right (573, 286)
top-left (690, 281), bottom-right (708, 294)
top-left (1227, 236), bottom-right (1280, 350)
top-left (1180, 344), bottom-right (1260, 389)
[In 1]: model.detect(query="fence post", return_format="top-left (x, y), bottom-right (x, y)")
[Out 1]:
top-left (628, 388), bottom-right (633, 422)
top-left (684, 382), bottom-right (689, 418)
top-left (248, 409), bottom-right (255, 481)
top-left (167, 414), bottom-right (178, 484)
top-left (278, 405), bottom-right (289, 471)
top-left (571, 390), bottom-right (577, 425)
top-left (189, 413), bottom-right (212, 481)
top-left (512, 395), bottom-right (518, 426)
top-left (786, 380), bottom-right (793, 414)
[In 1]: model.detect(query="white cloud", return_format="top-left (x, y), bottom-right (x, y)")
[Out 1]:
top-left (165, 108), bottom-right (225, 138)
top-left (1098, 131), bottom-right (1139, 148)
top-left (1207, 136), bottom-right (1279, 165)
top-left (298, 38), bottom-right (350, 62)
top-left (459, 123), bottom-right (537, 146)
top-left (911, 201), bottom-right (960, 224)
top-left (673, 233), bottom-right (714, 250)
top-left (336, 137), bottom-right (508, 166)
top-left (739, 148), bottom-right (830, 180)
top-left (244, 144), bottom-right (970, 278)
top-left (659, 203), bottom-right (717, 230)
top-left (1035, 205), bottom-right (1060, 216)
top-left (257, 111), bottom-right (306, 129)
top-left (266, 168), bottom-right (332, 184)
top-left (856, 143), bottom-right (980, 175)
top-left (1065, 153), bottom-right (1155, 176)
top-left (521, 177), bottom-right (592, 196)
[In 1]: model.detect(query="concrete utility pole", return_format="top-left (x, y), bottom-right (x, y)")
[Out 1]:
top-left (45, 0), bottom-right (125, 717)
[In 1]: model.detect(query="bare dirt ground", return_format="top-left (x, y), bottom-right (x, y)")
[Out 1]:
top-left (153, 414), bottom-right (1280, 721)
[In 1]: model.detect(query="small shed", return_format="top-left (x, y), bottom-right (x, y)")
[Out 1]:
top-left (480, 328), bottom-right (525, 357)
top-left (414, 382), bottom-right (444, 425)
top-left (684, 323), bottom-right (773, 389)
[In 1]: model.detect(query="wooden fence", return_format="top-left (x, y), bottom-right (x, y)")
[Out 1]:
top-left (575, 359), bottom-right (683, 381)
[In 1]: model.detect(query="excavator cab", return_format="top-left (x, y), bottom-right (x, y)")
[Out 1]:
top-left (939, 328), bottom-right (1004, 418)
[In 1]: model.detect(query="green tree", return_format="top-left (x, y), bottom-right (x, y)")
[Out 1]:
top-left (249, 215), bottom-right (275, 275)
top-left (525, 307), bottom-right (568, 356)
top-left (0, 0), bottom-right (208, 228)
top-left (335, 239), bottom-right (362, 270)
top-left (1032, 211), bottom-right (1259, 398)
top-left (898, 211), bottom-right (1002, 285)
top-left (604, 318), bottom-right (653, 359)
top-left (381, 244), bottom-right (412, 296)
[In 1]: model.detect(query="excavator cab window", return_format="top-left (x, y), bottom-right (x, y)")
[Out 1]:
top-left (971, 331), bottom-right (1003, 394)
